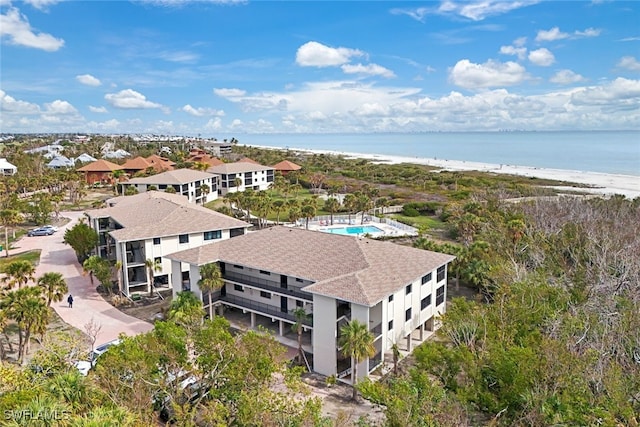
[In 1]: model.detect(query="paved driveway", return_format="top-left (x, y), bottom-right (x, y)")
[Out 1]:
top-left (15, 212), bottom-right (153, 344)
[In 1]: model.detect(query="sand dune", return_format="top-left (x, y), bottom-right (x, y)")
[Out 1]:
top-left (259, 145), bottom-right (640, 199)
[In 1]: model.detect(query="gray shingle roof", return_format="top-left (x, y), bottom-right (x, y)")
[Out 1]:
top-left (85, 191), bottom-right (249, 242)
top-left (166, 226), bottom-right (455, 306)
top-left (126, 168), bottom-right (214, 185)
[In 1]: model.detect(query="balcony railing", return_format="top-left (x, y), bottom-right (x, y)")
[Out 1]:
top-left (369, 351), bottom-right (383, 371)
top-left (223, 271), bottom-right (312, 301)
top-left (219, 293), bottom-right (313, 327)
top-left (370, 322), bottom-right (382, 337)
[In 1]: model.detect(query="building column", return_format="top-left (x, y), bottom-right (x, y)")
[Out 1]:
top-left (406, 335), bottom-right (412, 352)
top-left (419, 324), bottom-right (424, 341)
top-left (251, 312), bottom-right (256, 328)
top-left (279, 320), bottom-right (285, 336)
top-left (217, 305), bottom-right (224, 316)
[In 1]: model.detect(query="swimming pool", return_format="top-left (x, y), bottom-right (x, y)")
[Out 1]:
top-left (321, 225), bottom-right (384, 235)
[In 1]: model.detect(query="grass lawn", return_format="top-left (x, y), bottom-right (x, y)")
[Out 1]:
top-left (391, 214), bottom-right (446, 230)
top-left (0, 249), bottom-right (42, 272)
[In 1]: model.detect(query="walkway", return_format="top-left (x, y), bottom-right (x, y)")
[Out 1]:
top-left (14, 211), bottom-right (153, 344)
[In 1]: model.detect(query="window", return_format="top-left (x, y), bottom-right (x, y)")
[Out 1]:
top-left (153, 237), bottom-right (161, 245)
top-left (405, 308), bottom-right (412, 322)
top-left (260, 291), bottom-right (270, 299)
top-left (179, 234), bottom-right (189, 244)
top-left (405, 284), bottom-right (412, 295)
top-left (388, 294), bottom-right (394, 302)
top-left (437, 266), bottom-right (446, 282)
top-left (388, 320), bottom-right (393, 330)
top-left (421, 294), bottom-right (432, 310)
top-left (436, 286), bottom-right (445, 306)
top-left (259, 270), bottom-right (271, 276)
top-left (421, 273), bottom-right (432, 284)
top-left (296, 300), bottom-right (304, 308)
top-left (204, 230), bottom-right (222, 241)
top-left (234, 284), bottom-right (244, 292)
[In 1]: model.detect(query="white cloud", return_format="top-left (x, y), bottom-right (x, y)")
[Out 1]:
top-left (214, 88), bottom-right (246, 98)
top-left (528, 48), bottom-right (555, 66)
top-left (574, 27), bottom-right (601, 37)
top-left (341, 63), bottom-right (396, 78)
top-left (182, 104), bottom-right (225, 117)
top-left (296, 41), bottom-right (364, 67)
top-left (0, 89), bottom-right (40, 114)
top-left (618, 56), bottom-right (640, 72)
top-left (449, 59), bottom-right (529, 89)
top-left (104, 89), bottom-right (163, 109)
top-left (76, 74), bottom-right (101, 86)
top-left (535, 27), bottom-right (569, 42)
top-left (390, 7), bottom-right (430, 22)
top-left (204, 117), bottom-right (222, 130)
top-left (500, 45), bottom-right (527, 60)
top-left (550, 69), bottom-right (585, 84)
top-left (570, 77), bottom-right (640, 105)
top-left (24, 0), bottom-right (60, 11)
top-left (44, 100), bottom-right (77, 114)
top-left (391, 1), bottom-right (540, 22)
top-left (0, 6), bottom-right (64, 51)
top-left (156, 50), bottom-right (199, 63)
top-left (89, 106), bottom-right (108, 113)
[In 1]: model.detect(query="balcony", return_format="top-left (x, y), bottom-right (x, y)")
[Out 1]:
top-left (369, 351), bottom-right (383, 372)
top-left (370, 322), bottom-right (382, 337)
top-left (219, 293), bottom-right (312, 327)
top-left (223, 271), bottom-right (312, 301)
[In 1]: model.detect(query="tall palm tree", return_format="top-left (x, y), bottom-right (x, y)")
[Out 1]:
top-left (114, 260), bottom-right (123, 295)
top-left (338, 319), bottom-right (375, 401)
top-left (324, 197), bottom-right (340, 226)
top-left (1, 260), bottom-right (35, 290)
top-left (37, 272), bottom-right (68, 307)
top-left (146, 258), bottom-right (163, 297)
top-left (343, 194), bottom-right (357, 224)
top-left (200, 184), bottom-right (210, 205)
top-left (3, 286), bottom-right (50, 362)
top-left (291, 307), bottom-right (310, 370)
top-left (233, 177), bottom-right (242, 192)
top-left (198, 262), bottom-right (223, 319)
top-left (0, 209), bottom-right (22, 257)
top-left (272, 200), bottom-right (285, 225)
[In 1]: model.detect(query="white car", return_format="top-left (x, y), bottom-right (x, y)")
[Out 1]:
top-left (75, 339), bottom-right (121, 376)
top-left (41, 224), bottom-right (58, 233)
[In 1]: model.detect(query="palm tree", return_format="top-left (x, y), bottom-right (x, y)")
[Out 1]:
top-left (198, 262), bottom-right (223, 319)
top-left (338, 319), bottom-right (375, 401)
top-left (37, 272), bottom-right (68, 307)
top-left (1, 260), bottom-right (35, 290)
top-left (291, 307), bottom-right (310, 369)
top-left (343, 194), bottom-right (357, 224)
top-left (0, 209), bottom-right (22, 257)
top-left (391, 343), bottom-right (401, 376)
top-left (200, 184), bottom-right (210, 205)
top-left (324, 197), bottom-right (340, 226)
top-left (3, 286), bottom-right (50, 362)
top-left (233, 177), bottom-right (242, 192)
top-left (146, 258), bottom-right (162, 297)
top-left (272, 200), bottom-right (285, 225)
top-left (114, 261), bottom-right (123, 295)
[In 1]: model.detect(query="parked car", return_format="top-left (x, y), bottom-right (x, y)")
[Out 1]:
top-left (41, 224), bottom-right (58, 233)
top-left (27, 227), bottom-right (54, 236)
top-left (75, 338), bottom-right (122, 376)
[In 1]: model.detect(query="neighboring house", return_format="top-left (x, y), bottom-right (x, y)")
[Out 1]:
top-left (146, 154), bottom-right (176, 172)
top-left (272, 160), bottom-right (302, 176)
top-left (24, 144), bottom-right (64, 157)
top-left (188, 149), bottom-right (224, 167)
top-left (120, 168), bottom-right (219, 204)
top-left (76, 153), bottom-right (98, 163)
top-left (85, 191), bottom-right (250, 296)
top-left (0, 158), bottom-right (17, 176)
top-left (121, 156), bottom-right (154, 176)
top-left (103, 149), bottom-right (131, 159)
top-left (207, 162), bottom-right (275, 196)
top-left (166, 226), bottom-right (454, 382)
top-left (200, 140), bottom-right (232, 157)
top-left (238, 157), bottom-right (261, 165)
top-left (77, 159), bottom-right (124, 185)
top-left (47, 155), bottom-right (75, 169)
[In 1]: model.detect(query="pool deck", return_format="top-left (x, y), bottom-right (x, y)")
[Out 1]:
top-left (292, 218), bottom-right (417, 238)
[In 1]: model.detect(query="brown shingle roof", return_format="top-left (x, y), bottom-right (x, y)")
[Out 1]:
top-left (126, 168), bottom-right (215, 185)
top-left (121, 156), bottom-right (151, 171)
top-left (273, 160), bottom-right (302, 171)
top-left (166, 226), bottom-right (454, 306)
top-left (77, 159), bottom-right (123, 172)
top-left (85, 191), bottom-right (249, 241)
top-left (146, 154), bottom-right (176, 170)
top-left (238, 157), bottom-right (261, 165)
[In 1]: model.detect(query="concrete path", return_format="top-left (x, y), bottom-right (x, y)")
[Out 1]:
top-left (14, 211), bottom-right (153, 344)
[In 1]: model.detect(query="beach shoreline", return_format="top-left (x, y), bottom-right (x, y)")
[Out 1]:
top-left (250, 144), bottom-right (640, 199)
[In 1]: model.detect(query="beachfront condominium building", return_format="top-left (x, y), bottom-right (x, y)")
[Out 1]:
top-left (119, 169), bottom-right (219, 205)
top-left (165, 226), bottom-right (454, 382)
top-left (84, 191), bottom-right (250, 296)
top-left (207, 162), bottom-right (275, 196)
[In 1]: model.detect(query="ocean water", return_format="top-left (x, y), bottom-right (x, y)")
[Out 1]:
top-left (238, 131), bottom-right (640, 176)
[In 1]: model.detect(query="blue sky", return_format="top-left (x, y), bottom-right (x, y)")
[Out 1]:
top-left (1, 0), bottom-right (639, 135)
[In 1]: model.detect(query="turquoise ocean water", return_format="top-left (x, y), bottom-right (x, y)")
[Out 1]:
top-left (237, 131), bottom-right (640, 176)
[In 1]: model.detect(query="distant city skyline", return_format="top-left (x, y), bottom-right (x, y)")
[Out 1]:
top-left (1, 0), bottom-right (639, 135)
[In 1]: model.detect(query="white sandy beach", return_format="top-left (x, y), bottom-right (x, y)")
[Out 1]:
top-left (255, 145), bottom-right (640, 199)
